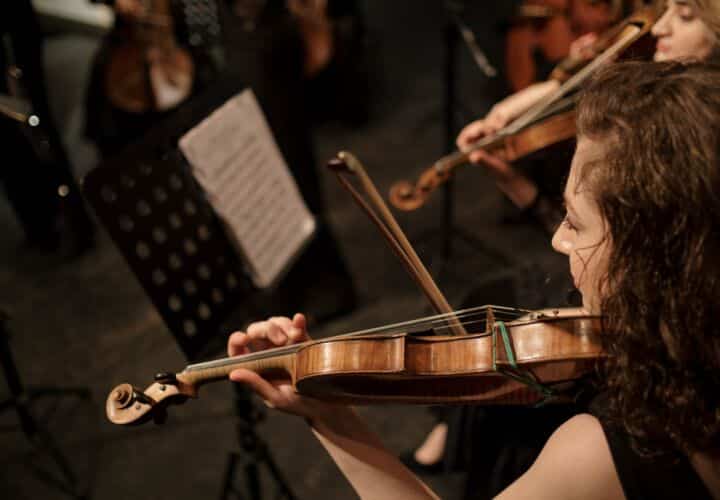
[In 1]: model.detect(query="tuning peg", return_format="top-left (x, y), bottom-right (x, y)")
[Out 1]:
top-left (154, 372), bottom-right (177, 385)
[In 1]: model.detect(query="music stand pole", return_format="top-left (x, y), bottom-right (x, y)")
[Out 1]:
top-left (442, 4), bottom-right (458, 261)
top-left (439, 1), bottom-right (510, 268)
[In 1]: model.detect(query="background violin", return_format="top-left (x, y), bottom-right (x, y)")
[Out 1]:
top-left (390, 100), bottom-right (576, 211)
top-left (104, 0), bottom-right (195, 113)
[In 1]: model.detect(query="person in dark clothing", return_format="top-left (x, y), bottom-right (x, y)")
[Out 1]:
top-left (0, 0), bottom-right (94, 255)
top-left (86, 0), bottom-right (368, 155)
top-left (226, 59), bottom-right (720, 499)
top-left (85, 0), bottom-right (224, 156)
top-left (220, 0), bottom-right (362, 322)
top-left (86, 0), bottom-right (361, 321)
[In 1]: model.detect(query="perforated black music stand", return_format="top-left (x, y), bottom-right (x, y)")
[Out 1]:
top-left (83, 150), bottom-right (255, 360)
top-left (82, 78), bottom-right (295, 500)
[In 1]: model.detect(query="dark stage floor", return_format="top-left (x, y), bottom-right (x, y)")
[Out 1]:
top-left (0, 2), bottom-right (571, 499)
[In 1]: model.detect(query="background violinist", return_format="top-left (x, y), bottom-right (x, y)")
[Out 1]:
top-left (457, 0), bottom-right (719, 234)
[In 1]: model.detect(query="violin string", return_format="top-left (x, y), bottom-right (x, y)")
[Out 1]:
top-left (361, 304), bottom-right (527, 334)
top-left (186, 305), bottom-right (532, 372)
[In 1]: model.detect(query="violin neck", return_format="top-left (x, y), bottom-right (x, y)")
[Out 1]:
top-left (436, 133), bottom-right (506, 172)
top-left (179, 352), bottom-right (297, 386)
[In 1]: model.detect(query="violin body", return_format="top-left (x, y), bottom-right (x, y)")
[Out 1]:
top-left (106, 307), bottom-right (604, 425)
top-left (290, 311), bottom-right (600, 405)
top-left (104, 0), bottom-right (195, 114)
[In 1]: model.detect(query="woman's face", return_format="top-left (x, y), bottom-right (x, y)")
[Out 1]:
top-left (552, 137), bottom-right (611, 314)
top-left (652, 1), bottom-right (716, 62)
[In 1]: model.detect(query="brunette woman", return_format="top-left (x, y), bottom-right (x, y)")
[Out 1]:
top-left (227, 60), bottom-right (720, 499)
top-left (405, 2), bottom-right (720, 483)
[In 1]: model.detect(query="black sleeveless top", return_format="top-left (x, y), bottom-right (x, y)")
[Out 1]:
top-left (591, 396), bottom-right (713, 500)
top-left (457, 390), bottom-right (713, 499)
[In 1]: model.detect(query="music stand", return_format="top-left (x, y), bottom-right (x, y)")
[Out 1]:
top-left (82, 77), bottom-right (295, 500)
top-left (0, 310), bottom-right (91, 499)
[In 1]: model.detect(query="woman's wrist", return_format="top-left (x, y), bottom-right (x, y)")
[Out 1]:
top-left (305, 404), bottom-right (366, 440)
top-left (496, 173), bottom-right (539, 209)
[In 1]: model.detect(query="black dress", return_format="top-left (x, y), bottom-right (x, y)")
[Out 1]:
top-left (590, 395), bottom-right (713, 500)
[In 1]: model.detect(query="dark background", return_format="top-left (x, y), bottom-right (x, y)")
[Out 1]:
top-left (0, 1), bottom-right (568, 498)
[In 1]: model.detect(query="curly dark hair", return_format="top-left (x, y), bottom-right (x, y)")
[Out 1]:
top-left (576, 60), bottom-right (720, 455)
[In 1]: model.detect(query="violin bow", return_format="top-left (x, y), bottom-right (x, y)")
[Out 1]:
top-left (328, 151), bottom-right (466, 336)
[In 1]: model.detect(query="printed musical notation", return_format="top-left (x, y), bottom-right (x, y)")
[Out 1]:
top-left (179, 89), bottom-right (315, 288)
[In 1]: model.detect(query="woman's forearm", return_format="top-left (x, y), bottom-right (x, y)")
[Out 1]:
top-left (492, 79), bottom-right (561, 123)
top-left (308, 406), bottom-right (439, 500)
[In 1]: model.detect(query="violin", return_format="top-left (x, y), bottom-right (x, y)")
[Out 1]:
top-left (104, 0), bottom-right (195, 113)
top-left (107, 306), bottom-right (604, 425)
top-left (389, 5), bottom-right (659, 212)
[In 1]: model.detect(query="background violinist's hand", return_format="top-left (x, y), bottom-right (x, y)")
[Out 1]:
top-left (114, 0), bottom-right (144, 19)
top-left (227, 313), bottom-right (341, 420)
top-left (456, 107), bottom-right (509, 163)
top-left (569, 32), bottom-right (599, 61)
top-left (474, 150), bottom-right (539, 209)
top-left (287, 0), bottom-right (328, 26)
top-left (287, 0), bottom-right (333, 76)
top-left (457, 124), bottom-right (539, 210)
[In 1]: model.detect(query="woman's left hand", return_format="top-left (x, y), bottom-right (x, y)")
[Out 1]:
top-left (227, 313), bottom-right (342, 420)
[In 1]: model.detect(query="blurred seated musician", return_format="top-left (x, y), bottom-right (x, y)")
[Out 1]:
top-left (86, 0), bottom-right (217, 156)
top-left (457, 0), bottom-right (719, 235)
top-left (226, 60), bottom-right (720, 499)
top-left (229, 0), bottom-right (368, 125)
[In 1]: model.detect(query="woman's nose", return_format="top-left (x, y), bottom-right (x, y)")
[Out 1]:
top-left (652, 10), bottom-right (671, 37)
top-left (551, 226), bottom-right (572, 255)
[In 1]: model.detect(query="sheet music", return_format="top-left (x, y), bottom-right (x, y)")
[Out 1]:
top-left (179, 89), bottom-right (315, 288)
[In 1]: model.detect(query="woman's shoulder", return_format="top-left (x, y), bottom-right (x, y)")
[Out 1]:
top-left (496, 413), bottom-right (626, 500)
top-left (496, 411), bottom-right (714, 500)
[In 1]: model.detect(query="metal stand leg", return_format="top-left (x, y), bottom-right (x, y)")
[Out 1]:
top-left (219, 385), bottom-right (296, 500)
top-left (0, 312), bottom-right (92, 499)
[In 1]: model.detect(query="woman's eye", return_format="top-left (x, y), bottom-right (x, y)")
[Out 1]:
top-left (678, 8), bottom-right (696, 22)
top-left (562, 216), bottom-right (577, 231)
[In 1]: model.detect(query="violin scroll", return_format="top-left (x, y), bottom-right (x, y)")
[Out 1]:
top-left (106, 374), bottom-right (195, 425)
top-left (389, 163), bottom-right (454, 211)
